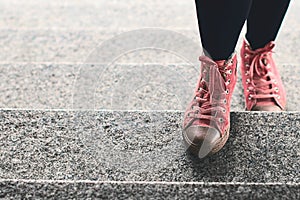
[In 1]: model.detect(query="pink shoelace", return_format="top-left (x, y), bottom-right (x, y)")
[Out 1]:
top-left (187, 56), bottom-right (229, 128)
top-left (245, 42), bottom-right (278, 101)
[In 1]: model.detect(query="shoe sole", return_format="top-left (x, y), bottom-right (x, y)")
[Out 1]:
top-left (182, 126), bottom-right (230, 158)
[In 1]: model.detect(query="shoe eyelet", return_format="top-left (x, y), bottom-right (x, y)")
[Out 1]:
top-left (223, 99), bottom-right (227, 104)
top-left (246, 79), bottom-right (250, 84)
top-left (222, 109), bottom-right (226, 113)
top-left (227, 79), bottom-right (231, 84)
top-left (246, 64), bottom-right (250, 67)
top-left (219, 118), bottom-right (224, 123)
top-left (228, 69), bottom-right (232, 74)
top-left (277, 95), bottom-right (281, 99)
top-left (275, 87), bottom-right (279, 92)
top-left (248, 94), bottom-right (252, 100)
top-left (225, 89), bottom-right (229, 94)
top-left (245, 71), bottom-right (249, 76)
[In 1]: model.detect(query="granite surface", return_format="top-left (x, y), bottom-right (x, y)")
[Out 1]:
top-left (0, 180), bottom-right (299, 200)
top-left (0, 0), bottom-right (299, 199)
top-left (0, 110), bottom-right (299, 182)
top-left (0, 0), bottom-right (299, 63)
top-left (0, 29), bottom-right (299, 64)
top-left (0, 64), bottom-right (299, 111)
top-left (0, 0), bottom-right (299, 31)
top-left (0, 0), bottom-right (199, 29)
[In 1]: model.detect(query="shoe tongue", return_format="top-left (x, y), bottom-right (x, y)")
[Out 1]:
top-left (215, 60), bottom-right (227, 82)
top-left (253, 59), bottom-right (276, 105)
top-left (215, 60), bottom-right (226, 67)
top-left (199, 56), bottom-right (227, 102)
top-left (203, 60), bottom-right (226, 102)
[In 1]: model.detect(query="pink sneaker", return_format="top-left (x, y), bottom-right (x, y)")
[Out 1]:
top-left (240, 40), bottom-right (286, 111)
top-left (182, 54), bottom-right (237, 158)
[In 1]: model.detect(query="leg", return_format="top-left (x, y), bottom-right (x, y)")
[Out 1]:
top-left (195, 0), bottom-right (252, 60)
top-left (246, 0), bottom-right (291, 50)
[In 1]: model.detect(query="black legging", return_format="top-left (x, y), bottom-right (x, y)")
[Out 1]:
top-left (195, 0), bottom-right (291, 60)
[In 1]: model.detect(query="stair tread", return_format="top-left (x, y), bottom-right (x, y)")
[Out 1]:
top-left (0, 63), bottom-right (299, 111)
top-left (0, 109), bottom-right (299, 182)
top-left (0, 29), bottom-right (299, 64)
top-left (0, 179), bottom-right (299, 200)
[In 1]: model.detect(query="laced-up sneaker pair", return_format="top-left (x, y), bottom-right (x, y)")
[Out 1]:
top-left (182, 40), bottom-right (286, 158)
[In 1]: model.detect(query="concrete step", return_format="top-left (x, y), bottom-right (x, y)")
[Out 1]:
top-left (0, 179), bottom-right (299, 199)
top-left (0, 0), bottom-right (299, 30)
top-left (1, 0), bottom-right (299, 199)
top-left (0, 0), bottom-right (199, 29)
top-left (0, 109), bottom-right (299, 182)
top-left (0, 63), bottom-right (299, 111)
top-left (0, 28), bottom-right (299, 64)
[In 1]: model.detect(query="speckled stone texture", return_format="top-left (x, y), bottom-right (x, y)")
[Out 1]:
top-left (0, 110), bottom-right (299, 183)
top-left (0, 64), bottom-right (299, 111)
top-left (1, 0), bottom-right (300, 199)
top-left (0, 180), bottom-right (299, 200)
top-left (0, 29), bottom-right (299, 64)
top-left (0, 1), bottom-right (299, 63)
top-left (0, 0), bottom-right (199, 29)
top-left (0, 0), bottom-right (299, 31)
top-left (0, 0), bottom-right (299, 63)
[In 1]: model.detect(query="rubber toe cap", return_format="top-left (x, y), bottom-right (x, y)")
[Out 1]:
top-left (183, 126), bottom-right (220, 158)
